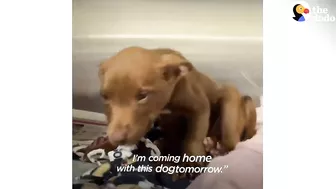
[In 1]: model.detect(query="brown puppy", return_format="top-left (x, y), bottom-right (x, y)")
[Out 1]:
top-left (99, 46), bottom-right (256, 167)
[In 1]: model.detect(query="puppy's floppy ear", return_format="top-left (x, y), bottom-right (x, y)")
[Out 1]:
top-left (158, 53), bottom-right (194, 81)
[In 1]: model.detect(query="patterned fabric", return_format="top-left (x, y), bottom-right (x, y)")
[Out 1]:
top-left (73, 128), bottom-right (191, 189)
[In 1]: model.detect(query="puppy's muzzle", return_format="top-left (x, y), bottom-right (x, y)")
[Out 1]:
top-left (108, 125), bottom-right (129, 145)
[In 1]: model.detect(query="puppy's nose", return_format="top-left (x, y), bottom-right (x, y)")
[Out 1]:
top-left (108, 126), bottom-right (129, 145)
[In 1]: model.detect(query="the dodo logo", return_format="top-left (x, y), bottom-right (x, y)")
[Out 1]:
top-left (293, 3), bottom-right (310, 22)
top-left (292, 1), bottom-right (335, 22)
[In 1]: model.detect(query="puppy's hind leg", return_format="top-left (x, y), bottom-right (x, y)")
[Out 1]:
top-left (240, 95), bottom-right (257, 141)
top-left (218, 85), bottom-right (243, 153)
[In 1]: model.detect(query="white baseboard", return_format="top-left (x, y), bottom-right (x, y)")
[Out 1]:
top-left (73, 109), bottom-right (106, 124)
top-left (73, 109), bottom-right (107, 140)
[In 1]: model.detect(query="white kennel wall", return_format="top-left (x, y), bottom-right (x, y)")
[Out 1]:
top-left (73, 0), bottom-right (263, 112)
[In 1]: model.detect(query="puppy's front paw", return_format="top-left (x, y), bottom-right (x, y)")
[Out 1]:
top-left (181, 161), bottom-right (205, 179)
top-left (180, 140), bottom-right (208, 179)
top-left (172, 172), bottom-right (187, 181)
top-left (171, 161), bottom-right (202, 181)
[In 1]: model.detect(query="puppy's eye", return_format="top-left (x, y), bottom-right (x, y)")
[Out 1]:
top-left (136, 91), bottom-right (148, 102)
top-left (101, 93), bottom-right (108, 100)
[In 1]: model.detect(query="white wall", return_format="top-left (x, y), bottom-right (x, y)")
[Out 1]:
top-left (73, 0), bottom-right (263, 112)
